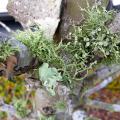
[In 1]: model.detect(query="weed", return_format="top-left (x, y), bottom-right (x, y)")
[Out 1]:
top-left (14, 6), bottom-right (120, 95)
top-left (0, 111), bottom-right (7, 119)
top-left (15, 27), bottom-right (64, 69)
top-left (39, 63), bottom-right (62, 96)
top-left (13, 99), bottom-right (31, 118)
top-left (0, 42), bottom-right (18, 61)
top-left (63, 6), bottom-right (120, 77)
top-left (0, 76), bottom-right (27, 104)
top-left (55, 101), bottom-right (66, 110)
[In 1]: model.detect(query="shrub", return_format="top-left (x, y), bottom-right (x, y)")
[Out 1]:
top-left (63, 6), bottom-right (120, 74)
top-left (15, 28), bottom-right (64, 69)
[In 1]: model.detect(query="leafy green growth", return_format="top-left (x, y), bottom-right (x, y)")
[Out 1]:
top-left (14, 6), bottom-right (120, 95)
top-left (55, 101), bottom-right (66, 110)
top-left (0, 111), bottom-right (7, 119)
top-left (0, 75), bottom-right (34, 118)
top-left (13, 99), bottom-right (31, 118)
top-left (14, 27), bottom-right (67, 95)
top-left (63, 6), bottom-right (120, 74)
top-left (15, 27), bottom-right (63, 68)
top-left (0, 76), bottom-right (26, 104)
top-left (0, 42), bottom-right (18, 61)
top-left (39, 63), bottom-right (62, 95)
top-left (39, 114), bottom-right (55, 120)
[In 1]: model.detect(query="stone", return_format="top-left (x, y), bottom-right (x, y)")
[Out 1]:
top-left (0, 32), bottom-right (32, 69)
top-left (72, 110), bottom-right (87, 120)
top-left (56, 83), bottom-right (70, 101)
top-left (7, 0), bottom-right (62, 39)
top-left (55, 112), bottom-right (72, 120)
top-left (109, 12), bottom-right (120, 33)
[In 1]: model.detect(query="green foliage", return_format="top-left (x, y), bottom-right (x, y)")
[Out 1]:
top-left (15, 28), bottom-right (63, 68)
top-left (39, 63), bottom-right (62, 95)
top-left (13, 99), bottom-right (31, 118)
top-left (55, 101), bottom-right (66, 110)
top-left (0, 76), bottom-right (33, 118)
top-left (83, 6), bottom-right (114, 28)
top-left (63, 6), bottom-right (120, 75)
top-left (0, 111), bottom-right (7, 119)
top-left (39, 114), bottom-right (55, 120)
top-left (0, 76), bottom-right (26, 104)
top-left (0, 42), bottom-right (18, 61)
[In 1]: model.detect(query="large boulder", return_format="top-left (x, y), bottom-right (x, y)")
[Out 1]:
top-left (7, 0), bottom-right (63, 39)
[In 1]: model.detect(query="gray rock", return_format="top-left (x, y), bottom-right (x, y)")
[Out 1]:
top-left (72, 110), bottom-right (87, 120)
top-left (109, 12), bottom-right (120, 33)
top-left (35, 89), bottom-right (57, 116)
top-left (0, 32), bottom-right (32, 69)
top-left (7, 0), bottom-right (62, 39)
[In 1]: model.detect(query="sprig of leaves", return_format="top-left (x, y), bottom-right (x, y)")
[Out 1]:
top-left (64, 6), bottom-right (120, 74)
top-left (55, 101), bottom-right (66, 110)
top-left (38, 112), bottom-right (55, 120)
top-left (15, 27), bottom-right (64, 69)
top-left (0, 42), bottom-right (18, 61)
top-left (13, 99), bottom-right (31, 118)
top-left (39, 63), bottom-right (62, 96)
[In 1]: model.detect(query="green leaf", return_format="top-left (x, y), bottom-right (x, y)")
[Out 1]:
top-left (39, 63), bottom-right (62, 95)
